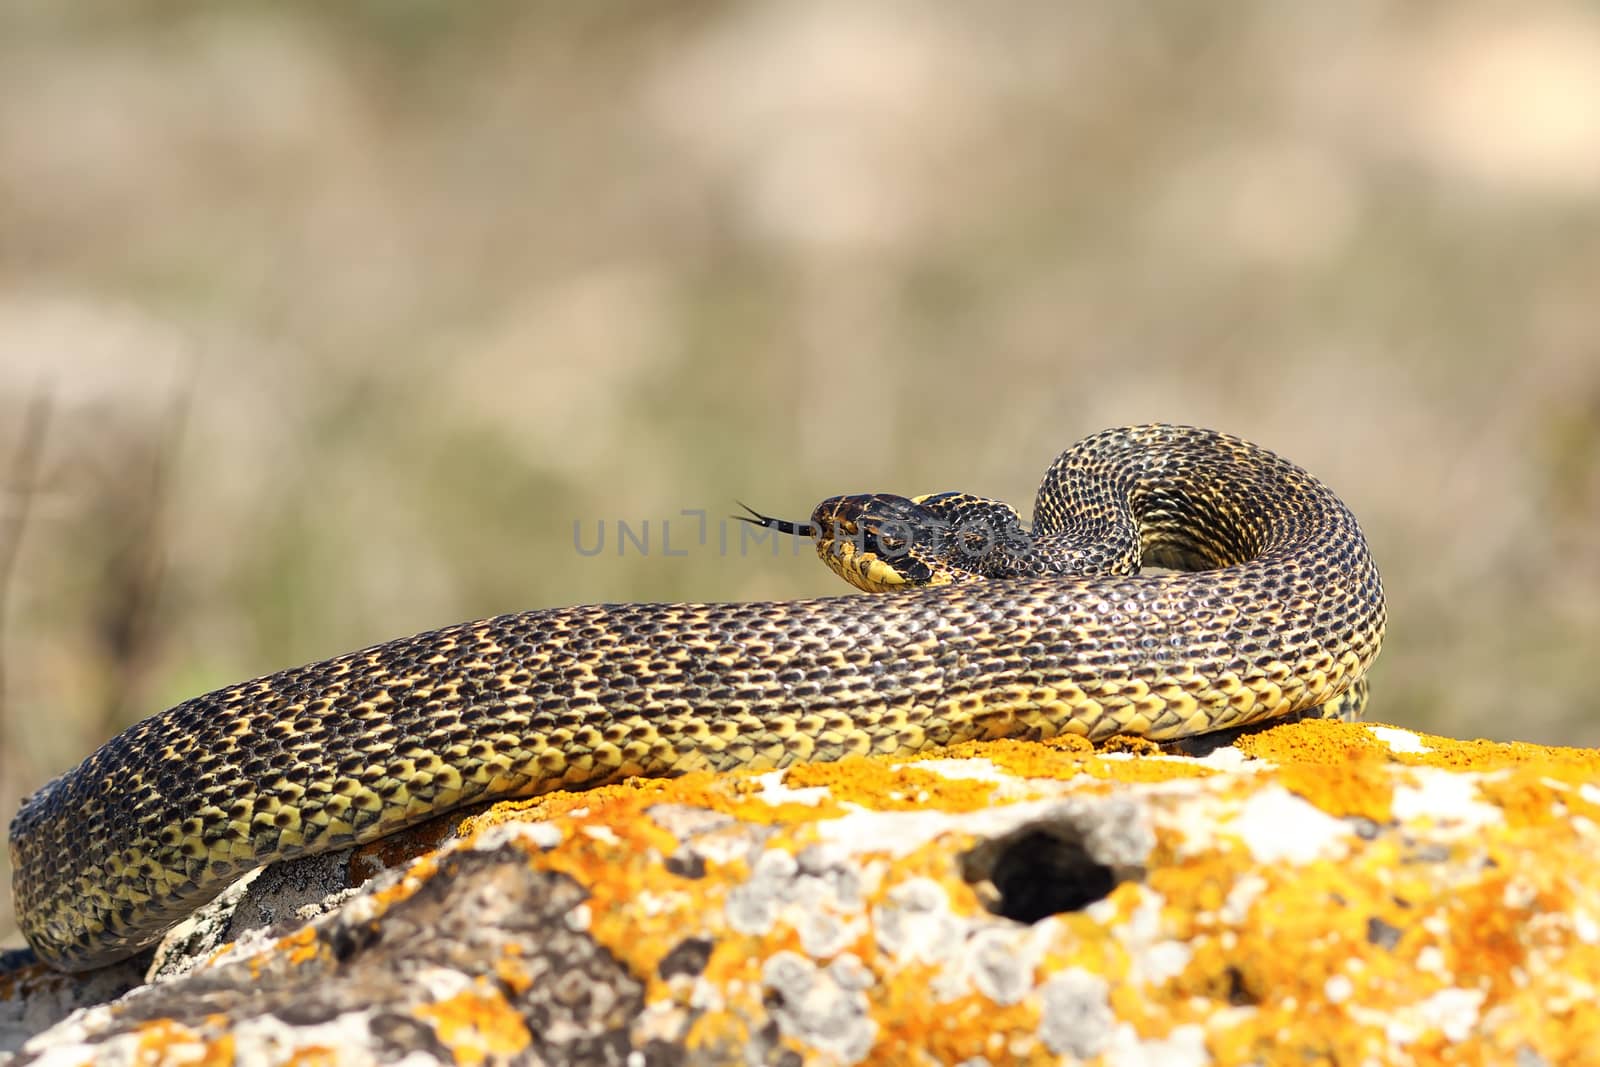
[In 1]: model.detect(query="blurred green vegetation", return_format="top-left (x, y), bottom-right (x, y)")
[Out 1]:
top-left (2, 1), bottom-right (1598, 948)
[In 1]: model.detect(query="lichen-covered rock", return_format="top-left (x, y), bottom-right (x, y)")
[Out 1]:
top-left (4, 720), bottom-right (1598, 1065)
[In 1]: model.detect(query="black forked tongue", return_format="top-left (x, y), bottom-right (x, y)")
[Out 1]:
top-left (734, 502), bottom-right (816, 538)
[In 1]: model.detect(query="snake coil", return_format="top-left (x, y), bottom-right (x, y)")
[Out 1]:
top-left (9, 424), bottom-right (1384, 971)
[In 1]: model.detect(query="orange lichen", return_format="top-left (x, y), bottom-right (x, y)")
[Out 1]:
top-left (130, 1021), bottom-right (234, 1067)
top-left (365, 850), bottom-right (441, 911)
top-left (780, 758), bottom-right (998, 811)
top-left (1385, 731), bottom-right (1600, 781)
top-left (940, 732), bottom-right (1093, 765)
top-left (716, 778), bottom-right (851, 825)
top-left (504, 794), bottom-right (747, 992)
top-left (1274, 758), bottom-right (1395, 822)
top-left (132, 716), bottom-right (1594, 1065)
top-left (430, 720), bottom-right (1582, 1064)
top-left (492, 944), bottom-right (535, 997)
top-left (1477, 768), bottom-right (1575, 828)
top-left (936, 734), bottom-right (1216, 787)
top-left (1080, 754), bottom-right (1219, 785)
top-left (459, 769), bottom-right (849, 834)
top-left (1438, 873), bottom-right (1537, 999)
top-left (489, 721), bottom-right (1591, 1063)
top-left (872, 984), bottom-right (1049, 1066)
top-left (1232, 717), bottom-right (1380, 763)
top-left (413, 979), bottom-right (533, 1066)
top-left (943, 736), bottom-right (1093, 782)
top-left (466, 773), bottom-right (725, 828)
top-left (278, 925), bottom-right (322, 968)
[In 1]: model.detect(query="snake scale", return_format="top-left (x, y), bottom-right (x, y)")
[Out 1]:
top-left (9, 425), bottom-right (1384, 972)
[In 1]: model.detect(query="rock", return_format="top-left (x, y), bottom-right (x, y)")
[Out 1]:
top-left (3, 719), bottom-right (1598, 1065)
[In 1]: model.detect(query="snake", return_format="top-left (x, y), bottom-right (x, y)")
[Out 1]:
top-left (8, 424), bottom-right (1385, 972)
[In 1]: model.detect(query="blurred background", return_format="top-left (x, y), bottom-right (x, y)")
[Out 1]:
top-left (2, 1), bottom-right (1597, 946)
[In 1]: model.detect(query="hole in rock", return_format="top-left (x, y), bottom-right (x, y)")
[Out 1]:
top-left (961, 821), bottom-right (1132, 923)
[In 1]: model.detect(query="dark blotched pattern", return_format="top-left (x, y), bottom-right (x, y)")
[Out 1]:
top-left (9, 425), bottom-right (1384, 970)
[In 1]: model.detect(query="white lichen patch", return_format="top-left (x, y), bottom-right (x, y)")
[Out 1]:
top-left (1192, 745), bottom-right (1263, 773)
top-left (1109, 886), bottom-right (1190, 987)
top-left (761, 951), bottom-right (878, 1065)
top-left (474, 818), bottom-right (563, 852)
top-left (1037, 968), bottom-right (1113, 1059)
top-left (752, 769), bottom-right (832, 807)
top-left (1225, 786), bottom-right (1351, 864)
top-left (725, 847), bottom-right (869, 963)
top-left (905, 756), bottom-right (1009, 783)
top-left (1390, 768), bottom-right (1503, 828)
top-left (1368, 725), bottom-right (1430, 754)
top-left (1105, 1021), bottom-right (1210, 1067)
top-left (817, 797), bottom-right (1091, 857)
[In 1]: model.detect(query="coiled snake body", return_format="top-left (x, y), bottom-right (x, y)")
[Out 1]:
top-left (10, 425), bottom-right (1385, 971)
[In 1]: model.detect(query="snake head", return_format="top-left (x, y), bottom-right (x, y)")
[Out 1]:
top-left (739, 493), bottom-right (1034, 593)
